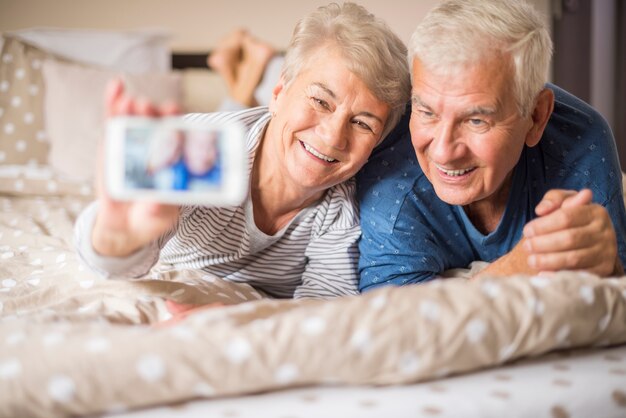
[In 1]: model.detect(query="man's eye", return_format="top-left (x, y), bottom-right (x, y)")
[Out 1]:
top-left (416, 109), bottom-right (435, 120)
top-left (468, 118), bottom-right (486, 126)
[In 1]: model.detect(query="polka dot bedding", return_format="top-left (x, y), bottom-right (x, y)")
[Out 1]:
top-left (0, 173), bottom-right (625, 418)
top-left (0, 36), bottom-right (59, 166)
top-left (0, 164), bottom-right (93, 198)
top-left (109, 344), bottom-right (626, 418)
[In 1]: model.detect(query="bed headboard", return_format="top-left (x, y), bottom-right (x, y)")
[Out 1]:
top-left (172, 52), bottom-right (210, 70)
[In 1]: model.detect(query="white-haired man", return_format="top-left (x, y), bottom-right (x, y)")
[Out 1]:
top-left (358, 0), bottom-right (626, 290)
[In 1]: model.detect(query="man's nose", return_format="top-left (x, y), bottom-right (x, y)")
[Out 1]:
top-left (430, 123), bottom-right (462, 161)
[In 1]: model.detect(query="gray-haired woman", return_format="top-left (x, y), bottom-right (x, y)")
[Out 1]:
top-left (75, 2), bottom-right (410, 300)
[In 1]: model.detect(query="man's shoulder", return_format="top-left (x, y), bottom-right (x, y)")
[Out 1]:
top-left (543, 84), bottom-right (614, 152)
top-left (358, 110), bottom-right (425, 197)
top-left (357, 109), bottom-right (434, 233)
top-left (536, 84), bottom-right (622, 200)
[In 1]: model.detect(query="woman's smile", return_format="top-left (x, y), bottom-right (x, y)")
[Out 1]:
top-left (300, 140), bottom-right (337, 163)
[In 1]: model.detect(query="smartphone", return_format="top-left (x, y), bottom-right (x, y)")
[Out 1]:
top-left (105, 116), bottom-right (248, 206)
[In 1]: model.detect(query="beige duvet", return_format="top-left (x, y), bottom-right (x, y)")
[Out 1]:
top-left (1, 173), bottom-right (626, 418)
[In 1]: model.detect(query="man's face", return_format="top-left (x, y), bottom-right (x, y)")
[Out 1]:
top-left (409, 56), bottom-right (534, 213)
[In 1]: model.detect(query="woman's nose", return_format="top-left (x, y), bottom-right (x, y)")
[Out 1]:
top-left (317, 114), bottom-right (348, 150)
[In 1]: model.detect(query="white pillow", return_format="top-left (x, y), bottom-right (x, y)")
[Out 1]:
top-left (42, 59), bottom-right (183, 182)
top-left (10, 28), bottom-right (171, 73)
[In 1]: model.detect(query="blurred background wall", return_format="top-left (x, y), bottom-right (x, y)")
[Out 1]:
top-left (0, 0), bottom-right (550, 52)
top-left (1, 0), bottom-right (623, 168)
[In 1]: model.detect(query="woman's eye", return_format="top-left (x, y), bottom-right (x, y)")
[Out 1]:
top-left (311, 97), bottom-right (330, 110)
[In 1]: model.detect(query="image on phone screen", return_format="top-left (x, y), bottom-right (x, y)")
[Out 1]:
top-left (124, 126), bottom-right (223, 192)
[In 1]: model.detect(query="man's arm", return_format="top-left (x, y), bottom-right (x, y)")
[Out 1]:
top-left (474, 238), bottom-right (538, 278)
top-left (357, 187), bottom-right (475, 291)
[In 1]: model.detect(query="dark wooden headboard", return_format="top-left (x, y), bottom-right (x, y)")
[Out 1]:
top-left (171, 51), bottom-right (285, 70)
top-left (171, 52), bottom-right (210, 69)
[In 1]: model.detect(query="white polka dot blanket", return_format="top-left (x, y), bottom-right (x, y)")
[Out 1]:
top-left (1, 172), bottom-right (626, 418)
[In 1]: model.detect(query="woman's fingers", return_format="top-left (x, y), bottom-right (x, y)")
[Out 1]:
top-left (156, 300), bottom-right (225, 327)
top-left (105, 79), bottom-right (125, 117)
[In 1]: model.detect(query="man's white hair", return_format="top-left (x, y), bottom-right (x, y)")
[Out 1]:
top-left (409, 0), bottom-right (553, 117)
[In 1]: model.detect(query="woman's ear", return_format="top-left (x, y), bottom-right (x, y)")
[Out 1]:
top-left (268, 76), bottom-right (286, 114)
top-left (525, 88), bottom-right (555, 148)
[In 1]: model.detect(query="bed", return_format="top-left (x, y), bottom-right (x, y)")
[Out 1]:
top-left (1, 31), bottom-right (626, 418)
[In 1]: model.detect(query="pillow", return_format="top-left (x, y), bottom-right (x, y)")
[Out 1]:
top-left (0, 164), bottom-right (93, 198)
top-left (0, 35), bottom-right (64, 165)
top-left (42, 59), bottom-right (183, 182)
top-left (10, 28), bottom-right (171, 73)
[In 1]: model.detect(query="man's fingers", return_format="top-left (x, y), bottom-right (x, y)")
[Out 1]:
top-left (524, 226), bottom-right (589, 254)
top-left (525, 203), bottom-right (596, 238)
top-left (534, 189), bottom-right (591, 216)
top-left (561, 188), bottom-right (593, 209)
top-left (523, 203), bottom-right (619, 277)
top-left (527, 245), bottom-right (613, 276)
top-left (534, 189), bottom-right (578, 216)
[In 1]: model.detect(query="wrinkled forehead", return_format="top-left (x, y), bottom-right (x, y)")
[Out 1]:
top-left (410, 57), bottom-right (518, 114)
top-left (412, 52), bottom-right (515, 88)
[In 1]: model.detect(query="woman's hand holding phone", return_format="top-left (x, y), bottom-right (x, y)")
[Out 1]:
top-left (91, 79), bottom-right (181, 258)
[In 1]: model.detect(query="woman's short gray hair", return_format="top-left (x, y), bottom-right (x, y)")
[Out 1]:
top-left (282, 2), bottom-right (411, 139)
top-left (408, 0), bottom-right (553, 117)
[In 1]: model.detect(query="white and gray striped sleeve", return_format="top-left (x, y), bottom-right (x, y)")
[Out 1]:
top-left (73, 201), bottom-right (162, 279)
top-left (294, 182), bottom-right (361, 299)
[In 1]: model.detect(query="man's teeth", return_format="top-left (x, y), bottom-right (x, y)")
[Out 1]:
top-left (439, 166), bottom-right (473, 176)
top-left (303, 142), bottom-right (336, 162)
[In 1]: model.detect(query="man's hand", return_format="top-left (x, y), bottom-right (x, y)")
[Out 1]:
top-left (522, 189), bottom-right (621, 277)
top-left (475, 189), bottom-right (622, 278)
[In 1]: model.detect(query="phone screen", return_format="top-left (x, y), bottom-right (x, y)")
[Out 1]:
top-left (106, 116), bottom-right (248, 206)
top-left (123, 125), bottom-right (223, 192)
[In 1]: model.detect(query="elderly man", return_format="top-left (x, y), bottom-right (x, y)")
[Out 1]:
top-left (358, 0), bottom-right (626, 291)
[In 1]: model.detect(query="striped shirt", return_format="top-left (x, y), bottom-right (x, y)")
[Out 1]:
top-left (75, 107), bottom-right (361, 299)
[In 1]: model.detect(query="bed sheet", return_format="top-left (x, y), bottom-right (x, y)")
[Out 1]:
top-left (1, 166), bottom-right (626, 418)
top-left (111, 344), bottom-right (626, 418)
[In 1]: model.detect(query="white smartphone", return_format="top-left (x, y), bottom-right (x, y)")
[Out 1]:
top-left (105, 116), bottom-right (248, 206)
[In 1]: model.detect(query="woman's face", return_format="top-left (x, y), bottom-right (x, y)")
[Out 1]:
top-left (267, 45), bottom-right (390, 195)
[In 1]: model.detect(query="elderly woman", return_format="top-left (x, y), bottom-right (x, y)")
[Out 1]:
top-left (74, 2), bottom-right (410, 299)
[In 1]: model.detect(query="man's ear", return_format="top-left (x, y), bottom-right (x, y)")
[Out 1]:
top-left (525, 88), bottom-right (555, 148)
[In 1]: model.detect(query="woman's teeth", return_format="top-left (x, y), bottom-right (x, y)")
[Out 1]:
top-left (302, 142), bottom-right (336, 162)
